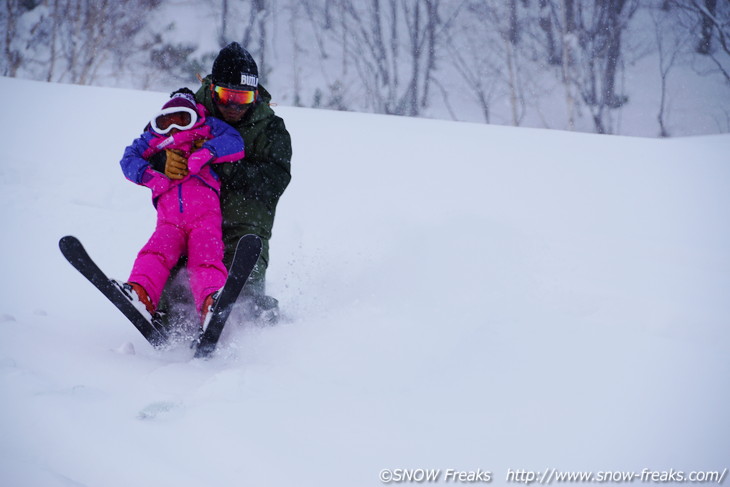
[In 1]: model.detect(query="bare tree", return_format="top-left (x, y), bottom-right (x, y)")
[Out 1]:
top-left (211, 0), bottom-right (272, 82)
top-left (650, 2), bottom-right (692, 137)
top-left (696, 0), bottom-right (717, 54)
top-left (548, 0), bottom-right (639, 134)
top-left (311, 0), bottom-right (445, 117)
top-left (219, 0), bottom-right (230, 47)
top-left (2, 0), bottom-right (21, 77)
top-left (1, 0), bottom-right (46, 77)
top-left (446, 9), bottom-right (501, 123)
top-left (7, 0), bottom-right (162, 86)
top-left (538, 0), bottom-right (561, 66)
top-left (448, 1), bottom-right (538, 126)
top-left (559, 0), bottom-right (578, 130)
top-left (240, 0), bottom-right (270, 80)
top-left (297, 0), bottom-right (353, 108)
top-left (670, 0), bottom-right (730, 82)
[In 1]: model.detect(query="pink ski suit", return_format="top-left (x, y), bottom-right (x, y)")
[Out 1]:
top-left (120, 104), bottom-right (245, 315)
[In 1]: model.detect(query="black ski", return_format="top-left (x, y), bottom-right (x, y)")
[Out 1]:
top-left (59, 235), bottom-right (168, 347)
top-left (195, 234), bottom-right (262, 358)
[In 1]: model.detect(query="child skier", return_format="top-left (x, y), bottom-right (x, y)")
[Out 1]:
top-left (118, 88), bottom-right (245, 325)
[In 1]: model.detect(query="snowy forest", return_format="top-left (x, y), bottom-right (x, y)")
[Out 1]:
top-left (2, 0), bottom-right (729, 137)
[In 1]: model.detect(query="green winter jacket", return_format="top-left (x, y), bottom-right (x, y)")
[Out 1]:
top-left (195, 77), bottom-right (292, 288)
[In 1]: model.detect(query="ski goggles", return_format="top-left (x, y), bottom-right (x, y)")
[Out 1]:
top-left (151, 107), bottom-right (198, 135)
top-left (211, 84), bottom-right (257, 106)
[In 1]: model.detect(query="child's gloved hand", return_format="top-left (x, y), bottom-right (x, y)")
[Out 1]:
top-left (187, 148), bottom-right (215, 174)
top-left (164, 149), bottom-right (189, 180)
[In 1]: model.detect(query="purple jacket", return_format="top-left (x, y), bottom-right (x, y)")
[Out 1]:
top-left (120, 104), bottom-right (245, 202)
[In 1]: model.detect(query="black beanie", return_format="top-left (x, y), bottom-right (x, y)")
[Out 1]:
top-left (212, 42), bottom-right (259, 90)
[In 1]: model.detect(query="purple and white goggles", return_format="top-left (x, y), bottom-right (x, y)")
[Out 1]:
top-left (150, 107), bottom-right (198, 135)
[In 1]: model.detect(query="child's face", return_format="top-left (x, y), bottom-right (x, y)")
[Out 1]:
top-left (161, 111), bottom-right (192, 129)
top-left (153, 109), bottom-right (195, 135)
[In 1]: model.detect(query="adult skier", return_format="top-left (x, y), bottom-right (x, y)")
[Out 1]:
top-left (156, 42), bottom-right (292, 324)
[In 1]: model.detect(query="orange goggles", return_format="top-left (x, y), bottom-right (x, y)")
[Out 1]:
top-left (211, 85), bottom-right (257, 106)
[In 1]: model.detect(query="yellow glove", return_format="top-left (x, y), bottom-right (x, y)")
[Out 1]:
top-left (164, 149), bottom-right (189, 180)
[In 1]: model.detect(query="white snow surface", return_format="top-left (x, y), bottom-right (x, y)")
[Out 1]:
top-left (1, 76), bottom-right (729, 486)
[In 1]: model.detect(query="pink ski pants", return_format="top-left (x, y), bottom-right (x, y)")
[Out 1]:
top-left (129, 178), bottom-right (227, 315)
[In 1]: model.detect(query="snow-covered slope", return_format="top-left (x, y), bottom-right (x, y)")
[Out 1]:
top-left (1, 76), bottom-right (728, 486)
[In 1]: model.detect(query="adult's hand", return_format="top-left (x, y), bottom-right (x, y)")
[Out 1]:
top-left (164, 149), bottom-right (189, 180)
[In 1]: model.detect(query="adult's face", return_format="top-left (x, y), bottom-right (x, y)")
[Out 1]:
top-left (215, 101), bottom-right (251, 124)
top-left (211, 84), bottom-right (257, 124)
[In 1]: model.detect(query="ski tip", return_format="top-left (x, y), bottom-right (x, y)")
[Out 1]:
top-left (59, 235), bottom-right (80, 253)
top-left (237, 234), bottom-right (263, 253)
top-left (239, 233), bottom-right (262, 245)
